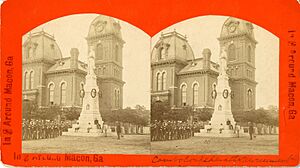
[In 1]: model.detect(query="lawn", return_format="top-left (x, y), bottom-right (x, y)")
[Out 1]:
top-left (150, 135), bottom-right (278, 155)
top-left (22, 134), bottom-right (278, 155)
top-left (22, 135), bottom-right (150, 154)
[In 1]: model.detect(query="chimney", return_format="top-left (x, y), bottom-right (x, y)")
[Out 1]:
top-left (202, 48), bottom-right (211, 69)
top-left (70, 48), bottom-right (79, 69)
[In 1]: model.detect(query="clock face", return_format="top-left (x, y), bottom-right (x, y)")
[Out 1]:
top-left (95, 21), bottom-right (106, 33)
top-left (229, 25), bottom-right (236, 33)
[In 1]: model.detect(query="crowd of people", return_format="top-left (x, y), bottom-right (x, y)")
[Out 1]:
top-left (151, 120), bottom-right (195, 141)
top-left (22, 119), bottom-right (72, 140)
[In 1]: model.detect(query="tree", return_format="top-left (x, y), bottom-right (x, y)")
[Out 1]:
top-left (63, 107), bottom-right (81, 121)
top-left (151, 101), bottom-right (170, 121)
top-left (234, 107), bottom-right (278, 126)
top-left (100, 107), bottom-right (150, 126)
top-left (195, 107), bottom-right (213, 122)
top-left (22, 99), bottom-right (38, 119)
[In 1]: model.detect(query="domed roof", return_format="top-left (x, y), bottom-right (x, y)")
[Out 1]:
top-left (219, 17), bottom-right (255, 40)
top-left (151, 31), bottom-right (194, 62)
top-left (87, 15), bottom-right (122, 39)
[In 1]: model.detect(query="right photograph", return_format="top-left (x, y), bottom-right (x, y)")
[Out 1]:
top-left (150, 15), bottom-right (279, 155)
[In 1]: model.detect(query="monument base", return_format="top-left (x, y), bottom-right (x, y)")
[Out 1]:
top-left (195, 129), bottom-right (237, 137)
top-left (62, 128), bottom-right (115, 137)
top-left (62, 123), bottom-right (114, 137)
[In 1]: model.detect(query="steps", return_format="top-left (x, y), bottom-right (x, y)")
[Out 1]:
top-left (194, 129), bottom-right (238, 137)
top-left (62, 128), bottom-right (115, 137)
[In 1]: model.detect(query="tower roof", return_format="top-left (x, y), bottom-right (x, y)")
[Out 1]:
top-left (87, 15), bottom-right (122, 39)
top-left (219, 17), bottom-right (255, 41)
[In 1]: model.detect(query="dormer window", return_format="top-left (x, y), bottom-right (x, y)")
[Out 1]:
top-left (157, 43), bottom-right (169, 60)
top-left (50, 44), bottom-right (55, 49)
top-left (27, 46), bottom-right (32, 58)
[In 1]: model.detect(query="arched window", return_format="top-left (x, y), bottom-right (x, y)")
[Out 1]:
top-left (181, 85), bottom-right (187, 106)
top-left (157, 73), bottom-right (162, 91)
top-left (96, 44), bottom-right (103, 60)
top-left (80, 83), bottom-right (84, 105)
top-left (28, 46), bottom-right (33, 58)
top-left (117, 90), bottom-right (120, 108)
top-left (60, 82), bottom-right (67, 105)
top-left (29, 71), bottom-right (34, 89)
top-left (115, 45), bottom-right (119, 62)
top-left (247, 46), bottom-right (251, 62)
top-left (114, 89), bottom-right (117, 107)
top-left (247, 89), bottom-right (252, 108)
top-left (24, 72), bottom-right (29, 90)
top-left (115, 89), bottom-right (120, 108)
top-left (160, 47), bottom-right (166, 59)
top-left (49, 83), bottom-right (55, 105)
top-left (193, 83), bottom-right (199, 106)
top-left (162, 72), bottom-right (167, 90)
top-left (228, 44), bottom-right (236, 61)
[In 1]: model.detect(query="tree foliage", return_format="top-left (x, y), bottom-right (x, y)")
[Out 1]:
top-left (101, 105), bottom-right (150, 126)
top-left (22, 100), bottom-right (81, 121)
top-left (234, 106), bottom-right (278, 126)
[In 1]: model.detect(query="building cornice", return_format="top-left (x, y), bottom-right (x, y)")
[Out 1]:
top-left (151, 90), bottom-right (171, 96)
top-left (99, 77), bottom-right (125, 85)
top-left (151, 59), bottom-right (188, 67)
top-left (23, 58), bottom-right (56, 65)
top-left (45, 69), bottom-right (87, 75)
top-left (86, 33), bottom-right (125, 44)
top-left (229, 77), bottom-right (258, 85)
top-left (218, 33), bottom-right (258, 44)
top-left (177, 69), bottom-right (219, 77)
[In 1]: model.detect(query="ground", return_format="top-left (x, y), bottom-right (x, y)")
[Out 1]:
top-left (22, 134), bottom-right (278, 155)
top-left (151, 135), bottom-right (278, 155)
top-left (22, 135), bottom-right (150, 154)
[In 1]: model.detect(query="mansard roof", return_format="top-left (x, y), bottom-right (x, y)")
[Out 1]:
top-left (22, 31), bottom-right (63, 61)
top-left (151, 31), bottom-right (195, 62)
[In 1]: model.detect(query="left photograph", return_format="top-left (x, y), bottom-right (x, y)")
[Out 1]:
top-left (22, 14), bottom-right (151, 154)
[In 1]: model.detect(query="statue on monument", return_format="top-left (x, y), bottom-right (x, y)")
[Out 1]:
top-left (87, 46), bottom-right (96, 75)
top-left (219, 46), bottom-right (228, 76)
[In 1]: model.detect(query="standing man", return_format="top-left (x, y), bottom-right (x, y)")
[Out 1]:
top-left (234, 123), bottom-right (240, 138)
top-left (103, 122), bottom-right (108, 137)
top-left (249, 122), bottom-right (254, 140)
top-left (116, 122), bottom-right (121, 140)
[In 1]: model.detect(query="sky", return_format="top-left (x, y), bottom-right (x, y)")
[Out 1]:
top-left (23, 14), bottom-right (279, 109)
top-left (151, 15), bottom-right (279, 109)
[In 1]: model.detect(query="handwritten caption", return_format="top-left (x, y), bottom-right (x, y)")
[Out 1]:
top-left (152, 154), bottom-right (297, 164)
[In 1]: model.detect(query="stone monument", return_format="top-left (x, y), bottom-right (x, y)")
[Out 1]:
top-left (198, 46), bottom-right (237, 137)
top-left (63, 47), bottom-right (104, 136)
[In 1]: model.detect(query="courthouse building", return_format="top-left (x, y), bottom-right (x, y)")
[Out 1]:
top-left (151, 17), bottom-right (257, 113)
top-left (22, 15), bottom-right (125, 111)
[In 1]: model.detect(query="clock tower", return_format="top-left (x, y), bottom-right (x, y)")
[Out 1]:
top-left (86, 15), bottom-right (125, 111)
top-left (218, 17), bottom-right (257, 113)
